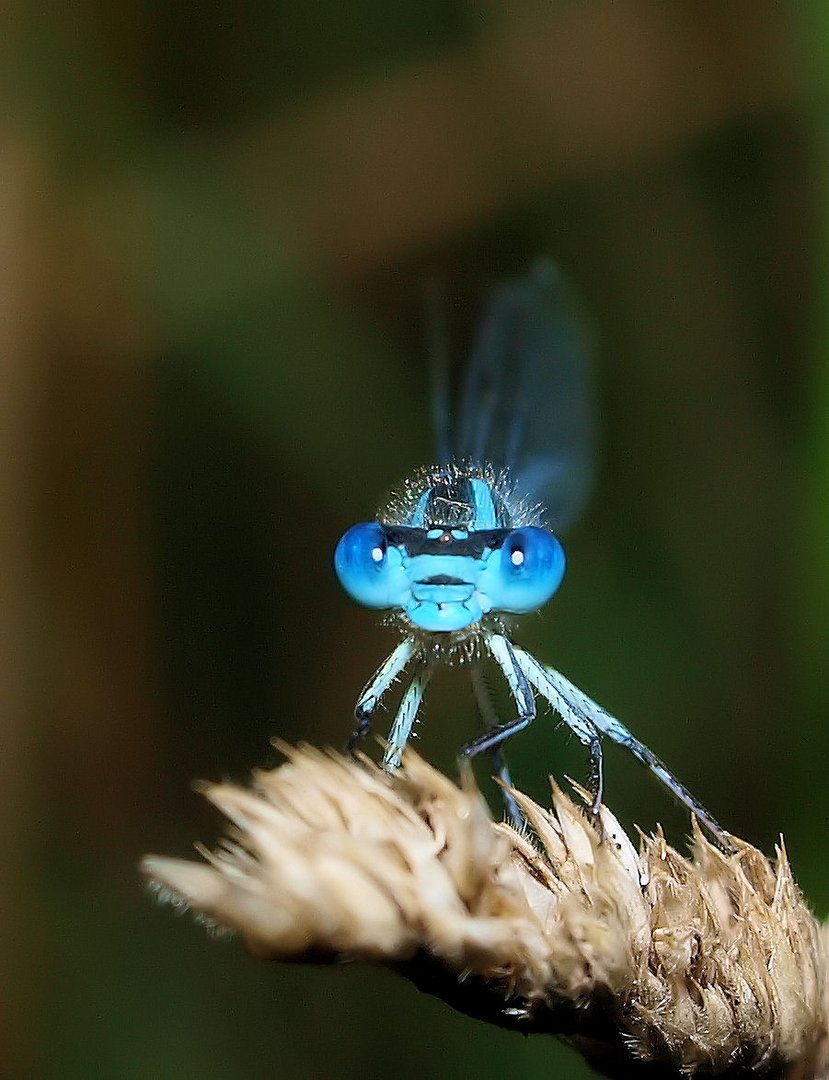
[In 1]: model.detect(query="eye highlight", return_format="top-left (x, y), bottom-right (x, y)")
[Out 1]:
top-left (479, 526), bottom-right (565, 613)
top-left (334, 522), bottom-right (408, 611)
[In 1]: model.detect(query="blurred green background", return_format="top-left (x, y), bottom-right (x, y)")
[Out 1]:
top-left (4, 2), bottom-right (829, 1077)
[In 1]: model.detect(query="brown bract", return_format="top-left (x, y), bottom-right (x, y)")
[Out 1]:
top-left (141, 747), bottom-right (828, 1079)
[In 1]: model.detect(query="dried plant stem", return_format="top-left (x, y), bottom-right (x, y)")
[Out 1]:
top-left (142, 746), bottom-right (828, 1079)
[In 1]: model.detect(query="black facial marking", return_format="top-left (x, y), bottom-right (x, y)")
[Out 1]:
top-left (383, 525), bottom-right (510, 559)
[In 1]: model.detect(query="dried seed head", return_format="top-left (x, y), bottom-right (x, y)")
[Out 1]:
top-left (142, 747), bottom-right (828, 1078)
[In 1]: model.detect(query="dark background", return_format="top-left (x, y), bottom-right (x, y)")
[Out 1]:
top-left (4, 3), bottom-right (829, 1077)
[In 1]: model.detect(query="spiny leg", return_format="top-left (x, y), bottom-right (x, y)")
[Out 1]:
top-left (383, 665), bottom-right (432, 770)
top-left (463, 637), bottom-right (535, 778)
top-left (487, 635), bottom-right (604, 822)
top-left (605, 725), bottom-right (729, 845)
top-left (511, 644), bottom-right (733, 852)
top-left (470, 663), bottom-right (523, 830)
top-left (347, 638), bottom-right (416, 754)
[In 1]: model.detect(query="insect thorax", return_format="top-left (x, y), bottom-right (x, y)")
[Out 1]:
top-left (381, 462), bottom-right (541, 532)
top-left (384, 609), bottom-right (513, 666)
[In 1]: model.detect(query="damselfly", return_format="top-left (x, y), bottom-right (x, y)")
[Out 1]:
top-left (334, 261), bottom-right (729, 847)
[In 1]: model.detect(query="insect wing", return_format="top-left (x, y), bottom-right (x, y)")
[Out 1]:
top-left (455, 261), bottom-right (594, 532)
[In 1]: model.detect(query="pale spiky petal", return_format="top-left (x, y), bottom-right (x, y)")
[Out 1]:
top-left (142, 747), bottom-right (828, 1078)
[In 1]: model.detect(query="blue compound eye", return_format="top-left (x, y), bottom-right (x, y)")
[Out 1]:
top-left (334, 522), bottom-right (408, 610)
top-left (481, 526), bottom-right (565, 614)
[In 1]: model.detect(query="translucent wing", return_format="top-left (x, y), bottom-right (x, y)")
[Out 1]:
top-left (454, 260), bottom-right (594, 532)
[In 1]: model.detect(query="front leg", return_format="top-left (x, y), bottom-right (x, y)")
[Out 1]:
top-left (383, 665), bottom-right (431, 770)
top-left (347, 638), bottom-right (416, 753)
top-left (462, 635), bottom-right (535, 757)
top-left (496, 635), bottom-right (605, 823)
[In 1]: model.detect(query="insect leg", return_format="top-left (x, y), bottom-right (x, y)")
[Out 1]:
top-left (347, 638), bottom-right (416, 754)
top-left (470, 663), bottom-right (523, 830)
top-left (507, 645), bottom-right (604, 820)
top-left (383, 665), bottom-right (432, 770)
top-left (462, 635), bottom-right (535, 760)
top-left (513, 647), bottom-right (733, 851)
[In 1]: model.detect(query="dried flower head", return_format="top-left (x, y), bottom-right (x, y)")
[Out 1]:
top-left (142, 747), bottom-right (828, 1079)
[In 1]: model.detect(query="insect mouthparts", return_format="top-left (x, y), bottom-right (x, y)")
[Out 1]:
top-left (420, 574), bottom-right (467, 586)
